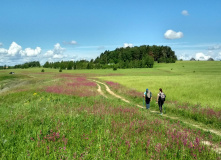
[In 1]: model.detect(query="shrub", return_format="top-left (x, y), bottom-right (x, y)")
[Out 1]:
top-left (190, 58), bottom-right (196, 61)
top-left (113, 66), bottom-right (117, 71)
top-left (207, 58), bottom-right (214, 61)
top-left (59, 69), bottom-right (62, 72)
top-left (41, 69), bottom-right (45, 72)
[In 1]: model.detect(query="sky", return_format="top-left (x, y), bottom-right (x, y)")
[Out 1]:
top-left (0, 0), bottom-right (221, 66)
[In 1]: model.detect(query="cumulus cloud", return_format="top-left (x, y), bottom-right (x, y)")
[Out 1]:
top-left (181, 10), bottom-right (189, 16)
top-left (0, 41), bottom-right (41, 58)
top-left (0, 43), bottom-right (3, 47)
top-left (164, 30), bottom-right (184, 39)
top-left (54, 43), bottom-right (65, 55)
top-left (43, 43), bottom-right (66, 60)
top-left (63, 40), bottom-right (77, 45)
top-left (20, 47), bottom-right (41, 57)
top-left (123, 43), bottom-right (133, 48)
top-left (195, 52), bottom-right (211, 60)
top-left (8, 42), bottom-right (22, 56)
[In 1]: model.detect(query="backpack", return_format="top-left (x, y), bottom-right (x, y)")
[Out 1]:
top-left (145, 91), bottom-right (152, 99)
top-left (159, 92), bottom-right (166, 101)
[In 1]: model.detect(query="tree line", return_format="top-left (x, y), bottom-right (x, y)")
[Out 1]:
top-left (3, 45), bottom-right (177, 70)
top-left (43, 45), bottom-right (177, 69)
top-left (0, 61), bottom-right (40, 70)
top-left (14, 61), bottom-right (41, 69)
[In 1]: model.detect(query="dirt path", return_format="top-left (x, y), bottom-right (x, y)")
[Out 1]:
top-left (95, 82), bottom-right (107, 98)
top-left (93, 80), bottom-right (130, 103)
top-left (94, 80), bottom-right (221, 154)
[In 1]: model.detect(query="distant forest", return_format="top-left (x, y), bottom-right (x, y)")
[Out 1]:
top-left (14, 61), bottom-right (41, 69)
top-left (4, 45), bottom-right (177, 70)
top-left (43, 45), bottom-right (177, 69)
top-left (0, 61), bottom-right (40, 69)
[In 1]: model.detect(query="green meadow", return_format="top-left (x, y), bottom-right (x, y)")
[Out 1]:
top-left (0, 61), bottom-right (221, 159)
top-left (99, 61), bottom-right (221, 108)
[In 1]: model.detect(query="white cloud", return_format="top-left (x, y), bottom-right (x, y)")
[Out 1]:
top-left (0, 42), bottom-right (41, 57)
top-left (8, 42), bottom-right (22, 56)
top-left (123, 43), bottom-right (133, 48)
top-left (178, 54), bottom-right (192, 60)
top-left (0, 48), bottom-right (8, 55)
top-left (63, 40), bottom-right (77, 45)
top-left (164, 30), bottom-right (184, 39)
top-left (70, 40), bottom-right (77, 45)
top-left (54, 43), bottom-right (65, 55)
top-left (195, 52), bottom-right (211, 60)
top-left (53, 54), bottom-right (64, 59)
top-left (0, 43), bottom-right (3, 47)
top-left (215, 52), bottom-right (221, 60)
top-left (20, 47), bottom-right (41, 57)
top-left (43, 50), bottom-right (53, 57)
top-left (181, 10), bottom-right (189, 16)
top-left (44, 43), bottom-right (66, 60)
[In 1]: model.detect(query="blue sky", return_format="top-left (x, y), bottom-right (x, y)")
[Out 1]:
top-left (0, 0), bottom-right (221, 66)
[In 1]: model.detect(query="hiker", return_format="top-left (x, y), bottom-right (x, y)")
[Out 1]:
top-left (143, 88), bottom-right (152, 109)
top-left (156, 88), bottom-right (166, 115)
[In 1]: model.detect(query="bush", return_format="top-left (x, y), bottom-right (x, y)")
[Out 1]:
top-left (207, 58), bottom-right (214, 61)
top-left (113, 66), bottom-right (117, 71)
top-left (41, 69), bottom-right (44, 72)
top-left (59, 69), bottom-right (62, 72)
top-left (190, 58), bottom-right (196, 61)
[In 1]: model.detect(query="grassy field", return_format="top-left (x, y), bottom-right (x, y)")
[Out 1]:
top-left (98, 61), bottom-right (221, 108)
top-left (0, 61), bottom-right (221, 159)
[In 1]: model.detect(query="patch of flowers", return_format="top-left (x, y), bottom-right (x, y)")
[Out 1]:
top-left (45, 76), bottom-right (97, 97)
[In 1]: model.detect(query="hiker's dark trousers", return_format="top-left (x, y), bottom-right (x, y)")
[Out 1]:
top-left (158, 101), bottom-right (164, 113)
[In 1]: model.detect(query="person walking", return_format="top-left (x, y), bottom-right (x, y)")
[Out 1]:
top-left (156, 88), bottom-right (166, 115)
top-left (143, 88), bottom-right (152, 110)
